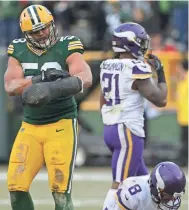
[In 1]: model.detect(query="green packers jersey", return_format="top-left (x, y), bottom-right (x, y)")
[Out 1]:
top-left (7, 36), bottom-right (84, 125)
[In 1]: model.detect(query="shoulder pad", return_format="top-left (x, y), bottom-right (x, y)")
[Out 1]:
top-left (7, 38), bottom-right (26, 59)
top-left (116, 179), bottom-right (141, 210)
top-left (59, 36), bottom-right (84, 57)
top-left (130, 59), bottom-right (152, 79)
top-left (100, 60), bottom-right (104, 69)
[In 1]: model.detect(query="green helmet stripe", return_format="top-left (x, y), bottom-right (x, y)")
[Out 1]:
top-left (32, 5), bottom-right (41, 23)
top-left (27, 5), bottom-right (40, 25)
top-left (27, 7), bottom-right (35, 25)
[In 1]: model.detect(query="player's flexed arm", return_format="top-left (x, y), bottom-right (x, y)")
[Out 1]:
top-left (4, 56), bottom-right (68, 96)
top-left (132, 54), bottom-right (167, 107)
top-left (66, 52), bottom-right (92, 89)
top-left (22, 50), bottom-right (92, 106)
top-left (4, 57), bottom-right (32, 96)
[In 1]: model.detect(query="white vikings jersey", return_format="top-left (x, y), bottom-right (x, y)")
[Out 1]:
top-left (115, 175), bottom-right (177, 210)
top-left (100, 58), bottom-right (152, 137)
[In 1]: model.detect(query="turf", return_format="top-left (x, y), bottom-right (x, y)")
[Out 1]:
top-left (0, 166), bottom-right (187, 210)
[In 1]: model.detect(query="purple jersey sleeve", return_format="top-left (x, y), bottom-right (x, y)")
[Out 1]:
top-left (132, 62), bottom-right (152, 79)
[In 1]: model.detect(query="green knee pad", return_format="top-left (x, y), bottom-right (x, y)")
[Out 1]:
top-left (10, 191), bottom-right (34, 210)
top-left (52, 192), bottom-right (74, 210)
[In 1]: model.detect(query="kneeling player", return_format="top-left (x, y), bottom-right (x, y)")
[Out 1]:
top-left (111, 162), bottom-right (186, 210)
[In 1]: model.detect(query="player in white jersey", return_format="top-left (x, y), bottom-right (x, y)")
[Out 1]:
top-left (114, 162), bottom-right (186, 210)
top-left (100, 22), bottom-right (168, 209)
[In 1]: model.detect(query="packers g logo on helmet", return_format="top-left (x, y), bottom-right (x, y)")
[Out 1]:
top-left (20, 5), bottom-right (58, 50)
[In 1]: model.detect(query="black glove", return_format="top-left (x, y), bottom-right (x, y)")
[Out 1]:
top-left (146, 54), bottom-right (163, 72)
top-left (32, 68), bottom-right (70, 84)
top-left (146, 54), bottom-right (166, 83)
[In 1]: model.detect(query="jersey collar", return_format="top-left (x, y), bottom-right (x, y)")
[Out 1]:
top-left (27, 43), bottom-right (47, 56)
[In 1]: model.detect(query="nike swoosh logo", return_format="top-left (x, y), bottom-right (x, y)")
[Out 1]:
top-left (141, 65), bottom-right (146, 68)
top-left (56, 129), bottom-right (64, 132)
top-left (125, 195), bottom-right (129, 200)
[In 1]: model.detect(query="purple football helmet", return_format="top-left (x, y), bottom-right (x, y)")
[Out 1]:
top-left (112, 22), bottom-right (150, 58)
top-left (149, 162), bottom-right (186, 210)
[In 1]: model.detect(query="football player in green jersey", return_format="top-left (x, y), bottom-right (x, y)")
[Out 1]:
top-left (4, 4), bottom-right (92, 210)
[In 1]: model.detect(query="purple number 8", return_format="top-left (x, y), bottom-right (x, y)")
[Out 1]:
top-left (128, 184), bottom-right (142, 195)
top-left (102, 73), bottom-right (120, 106)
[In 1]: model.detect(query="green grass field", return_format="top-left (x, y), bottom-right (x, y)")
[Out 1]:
top-left (0, 166), bottom-right (187, 210)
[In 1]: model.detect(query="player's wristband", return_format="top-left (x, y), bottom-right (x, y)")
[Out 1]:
top-left (157, 70), bottom-right (166, 83)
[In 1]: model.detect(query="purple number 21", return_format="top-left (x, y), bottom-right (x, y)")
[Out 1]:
top-left (102, 73), bottom-right (120, 106)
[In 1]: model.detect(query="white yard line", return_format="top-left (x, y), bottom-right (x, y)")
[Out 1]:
top-left (0, 172), bottom-right (187, 182)
top-left (0, 171), bottom-right (187, 182)
top-left (0, 172), bottom-right (112, 181)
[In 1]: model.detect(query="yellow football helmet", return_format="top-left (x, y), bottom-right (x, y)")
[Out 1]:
top-left (20, 5), bottom-right (58, 50)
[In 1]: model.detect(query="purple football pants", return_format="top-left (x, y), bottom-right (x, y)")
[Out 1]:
top-left (104, 123), bottom-right (148, 182)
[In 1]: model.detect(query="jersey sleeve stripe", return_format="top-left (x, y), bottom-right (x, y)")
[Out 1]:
top-left (132, 73), bottom-right (152, 79)
top-left (7, 48), bottom-right (14, 51)
top-left (116, 189), bottom-right (132, 210)
top-left (8, 45), bottom-right (14, 48)
top-left (68, 43), bottom-right (83, 48)
top-left (7, 50), bottom-right (14, 54)
top-left (132, 65), bottom-right (151, 74)
top-left (123, 128), bottom-right (133, 179)
top-left (68, 42), bottom-right (83, 46)
top-left (68, 46), bottom-right (84, 51)
top-left (68, 44), bottom-right (83, 48)
top-left (68, 41), bottom-right (82, 45)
